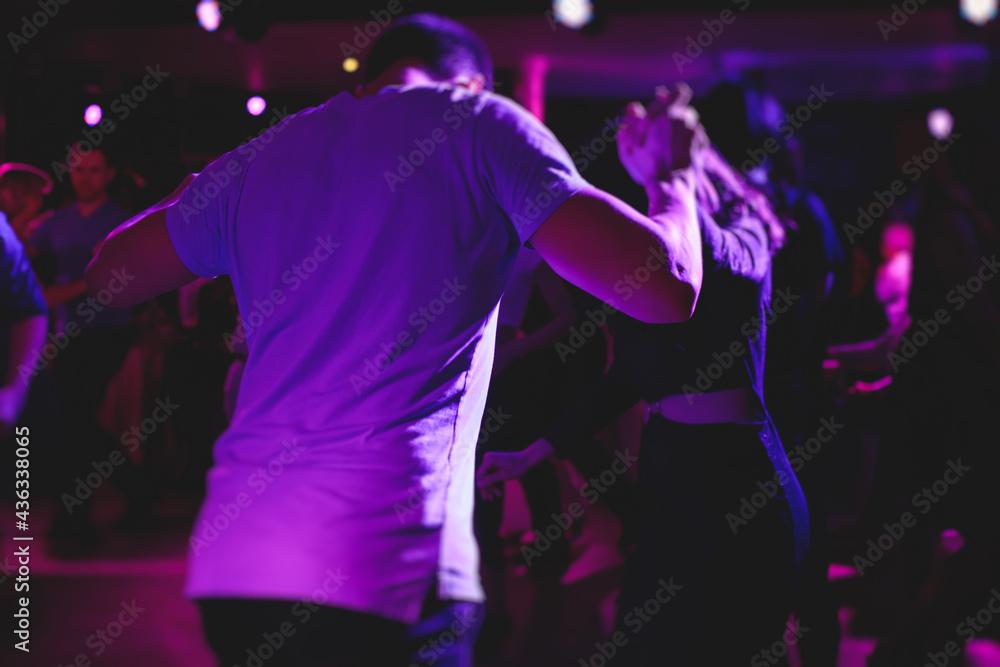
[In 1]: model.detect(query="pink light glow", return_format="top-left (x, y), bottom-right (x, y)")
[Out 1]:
top-left (83, 104), bottom-right (103, 126)
top-left (927, 108), bottom-right (954, 140)
top-left (246, 96), bottom-right (267, 117)
top-left (196, 0), bottom-right (222, 32)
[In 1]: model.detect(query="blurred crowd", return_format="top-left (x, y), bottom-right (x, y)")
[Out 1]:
top-left (2, 79), bottom-right (999, 665)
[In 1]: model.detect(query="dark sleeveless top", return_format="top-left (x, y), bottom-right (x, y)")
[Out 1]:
top-left (545, 185), bottom-right (774, 451)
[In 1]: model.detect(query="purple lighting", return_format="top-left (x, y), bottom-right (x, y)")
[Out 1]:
top-left (961, 0), bottom-right (998, 25)
top-left (552, 0), bottom-right (593, 29)
top-left (927, 108), bottom-right (953, 140)
top-left (83, 104), bottom-right (103, 126)
top-left (246, 96), bottom-right (267, 116)
top-left (196, 0), bottom-right (222, 32)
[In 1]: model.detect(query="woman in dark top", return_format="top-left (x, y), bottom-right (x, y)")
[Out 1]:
top-left (478, 142), bottom-right (810, 664)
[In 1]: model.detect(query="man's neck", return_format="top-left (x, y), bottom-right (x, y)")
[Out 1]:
top-left (76, 196), bottom-right (108, 218)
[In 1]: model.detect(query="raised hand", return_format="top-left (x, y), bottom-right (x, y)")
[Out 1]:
top-left (476, 440), bottom-right (554, 500)
top-left (616, 84), bottom-right (704, 190)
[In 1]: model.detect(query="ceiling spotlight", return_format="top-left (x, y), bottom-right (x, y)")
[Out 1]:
top-left (960, 0), bottom-right (998, 25)
top-left (83, 104), bottom-right (103, 127)
top-left (552, 0), bottom-right (594, 29)
top-left (196, 0), bottom-right (222, 32)
top-left (927, 108), bottom-right (954, 140)
top-left (246, 95), bottom-right (267, 116)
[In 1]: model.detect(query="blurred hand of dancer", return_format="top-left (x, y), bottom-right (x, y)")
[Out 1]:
top-left (476, 439), bottom-right (554, 500)
top-left (0, 384), bottom-right (25, 435)
top-left (617, 84), bottom-right (705, 192)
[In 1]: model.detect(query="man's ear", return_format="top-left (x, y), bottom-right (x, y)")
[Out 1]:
top-left (453, 73), bottom-right (486, 94)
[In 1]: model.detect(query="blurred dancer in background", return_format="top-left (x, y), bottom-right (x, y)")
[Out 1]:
top-left (0, 162), bottom-right (52, 245)
top-left (699, 81), bottom-right (846, 667)
top-left (31, 146), bottom-right (134, 551)
top-left (0, 216), bottom-right (46, 434)
top-left (479, 88), bottom-right (809, 665)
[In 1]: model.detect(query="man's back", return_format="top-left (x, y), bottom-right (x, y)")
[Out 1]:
top-left (167, 84), bottom-right (588, 620)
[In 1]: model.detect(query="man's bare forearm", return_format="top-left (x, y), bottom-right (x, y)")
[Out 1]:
top-left (530, 178), bottom-right (702, 325)
top-left (644, 170), bottom-right (703, 316)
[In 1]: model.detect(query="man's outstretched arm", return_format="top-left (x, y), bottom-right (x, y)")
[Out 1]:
top-left (85, 177), bottom-right (197, 308)
top-left (530, 178), bottom-right (701, 325)
top-left (488, 85), bottom-right (704, 325)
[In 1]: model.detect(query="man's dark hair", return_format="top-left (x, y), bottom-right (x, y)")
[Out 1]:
top-left (364, 13), bottom-right (493, 90)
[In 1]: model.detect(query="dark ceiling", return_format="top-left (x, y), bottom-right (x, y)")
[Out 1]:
top-left (1, 0), bottom-right (960, 28)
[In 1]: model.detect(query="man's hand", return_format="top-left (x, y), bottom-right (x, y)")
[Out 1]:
top-left (476, 440), bottom-right (555, 500)
top-left (617, 84), bottom-right (704, 190)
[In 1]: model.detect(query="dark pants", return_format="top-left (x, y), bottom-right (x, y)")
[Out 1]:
top-left (199, 597), bottom-right (483, 667)
top-left (614, 416), bottom-right (809, 666)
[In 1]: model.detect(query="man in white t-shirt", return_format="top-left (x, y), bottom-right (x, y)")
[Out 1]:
top-left (86, 13), bottom-right (704, 666)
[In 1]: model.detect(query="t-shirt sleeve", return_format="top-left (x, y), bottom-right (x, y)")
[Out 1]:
top-left (165, 151), bottom-right (248, 278)
top-left (698, 208), bottom-right (771, 284)
top-left (0, 220), bottom-right (47, 324)
top-left (476, 95), bottom-right (590, 244)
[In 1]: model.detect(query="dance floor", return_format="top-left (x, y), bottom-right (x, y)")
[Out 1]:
top-left (2, 493), bottom-right (954, 667)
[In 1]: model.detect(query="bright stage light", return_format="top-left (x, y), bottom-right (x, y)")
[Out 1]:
top-left (83, 104), bottom-right (103, 126)
top-left (960, 0), bottom-right (998, 25)
top-left (246, 95), bottom-right (267, 116)
top-left (342, 57), bottom-right (360, 73)
top-left (927, 108), bottom-right (954, 140)
top-left (552, 0), bottom-right (594, 29)
top-left (196, 0), bottom-right (222, 32)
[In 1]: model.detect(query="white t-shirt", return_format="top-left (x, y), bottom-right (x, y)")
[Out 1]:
top-left (165, 84), bottom-right (588, 623)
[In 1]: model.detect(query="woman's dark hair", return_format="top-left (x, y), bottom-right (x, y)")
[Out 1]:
top-left (363, 13), bottom-right (494, 90)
